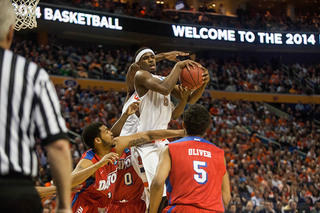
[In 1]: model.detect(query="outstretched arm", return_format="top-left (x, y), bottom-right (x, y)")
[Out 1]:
top-left (114, 129), bottom-right (185, 155)
top-left (155, 51), bottom-right (189, 62)
top-left (149, 146), bottom-right (171, 213)
top-left (110, 101), bottom-right (139, 137)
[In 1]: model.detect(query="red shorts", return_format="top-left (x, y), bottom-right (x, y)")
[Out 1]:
top-left (163, 205), bottom-right (224, 213)
top-left (106, 199), bottom-right (146, 213)
top-left (72, 196), bottom-right (100, 213)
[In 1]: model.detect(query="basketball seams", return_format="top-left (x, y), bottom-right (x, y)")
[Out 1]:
top-left (180, 66), bottom-right (204, 90)
top-left (180, 74), bottom-right (193, 89)
top-left (186, 68), bottom-right (197, 88)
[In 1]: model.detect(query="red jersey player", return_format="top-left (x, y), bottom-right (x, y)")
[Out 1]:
top-left (106, 148), bottom-right (146, 213)
top-left (149, 104), bottom-right (231, 213)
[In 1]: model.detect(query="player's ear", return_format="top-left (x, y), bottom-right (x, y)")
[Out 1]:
top-left (94, 137), bottom-right (101, 145)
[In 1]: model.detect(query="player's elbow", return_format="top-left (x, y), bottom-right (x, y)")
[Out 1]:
top-left (151, 178), bottom-right (163, 191)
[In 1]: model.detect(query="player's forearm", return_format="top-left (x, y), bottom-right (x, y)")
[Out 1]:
top-left (36, 186), bottom-right (57, 198)
top-left (71, 162), bottom-right (103, 187)
top-left (222, 191), bottom-right (231, 207)
top-left (110, 113), bottom-right (130, 137)
top-left (172, 98), bottom-right (188, 120)
top-left (161, 63), bottom-right (183, 94)
top-left (149, 181), bottom-right (164, 213)
top-left (155, 52), bottom-right (167, 62)
top-left (188, 83), bottom-right (206, 104)
top-left (147, 129), bottom-right (185, 141)
top-left (47, 140), bottom-right (72, 209)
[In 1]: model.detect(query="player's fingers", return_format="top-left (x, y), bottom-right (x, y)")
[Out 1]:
top-left (188, 62), bottom-right (195, 69)
top-left (186, 63), bottom-right (190, 71)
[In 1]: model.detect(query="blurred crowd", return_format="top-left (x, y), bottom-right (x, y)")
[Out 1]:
top-left (41, 0), bottom-right (320, 32)
top-left (11, 37), bottom-right (320, 95)
top-left (35, 84), bottom-right (320, 212)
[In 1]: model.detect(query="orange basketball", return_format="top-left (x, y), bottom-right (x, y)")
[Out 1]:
top-left (179, 66), bottom-right (204, 90)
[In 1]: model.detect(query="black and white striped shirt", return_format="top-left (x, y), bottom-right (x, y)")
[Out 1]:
top-left (0, 47), bottom-right (68, 178)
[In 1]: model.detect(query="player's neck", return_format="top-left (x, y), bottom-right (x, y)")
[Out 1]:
top-left (94, 147), bottom-right (112, 158)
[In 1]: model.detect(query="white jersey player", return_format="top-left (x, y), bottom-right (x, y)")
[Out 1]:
top-left (132, 47), bottom-right (209, 212)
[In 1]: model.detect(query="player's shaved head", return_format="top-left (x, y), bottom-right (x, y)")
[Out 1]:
top-left (183, 104), bottom-right (210, 136)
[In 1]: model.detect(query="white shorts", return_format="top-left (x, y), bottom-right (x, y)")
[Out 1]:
top-left (131, 139), bottom-right (169, 201)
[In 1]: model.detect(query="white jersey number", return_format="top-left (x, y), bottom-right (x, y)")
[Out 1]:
top-left (124, 172), bottom-right (133, 185)
top-left (193, 161), bottom-right (207, 184)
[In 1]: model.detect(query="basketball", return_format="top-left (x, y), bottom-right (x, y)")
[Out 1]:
top-left (179, 66), bottom-right (204, 90)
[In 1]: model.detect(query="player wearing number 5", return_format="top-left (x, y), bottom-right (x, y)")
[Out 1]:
top-left (150, 104), bottom-right (231, 213)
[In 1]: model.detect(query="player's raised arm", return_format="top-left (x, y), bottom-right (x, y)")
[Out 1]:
top-left (171, 85), bottom-right (192, 120)
top-left (126, 62), bottom-right (141, 98)
top-left (135, 60), bottom-right (201, 96)
top-left (149, 146), bottom-right (172, 213)
top-left (113, 129), bottom-right (185, 156)
top-left (110, 101), bottom-right (140, 137)
top-left (155, 51), bottom-right (189, 62)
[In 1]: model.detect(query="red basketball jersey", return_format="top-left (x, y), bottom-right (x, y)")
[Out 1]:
top-left (166, 136), bottom-right (226, 212)
top-left (111, 148), bottom-right (144, 201)
top-left (71, 149), bottom-right (117, 213)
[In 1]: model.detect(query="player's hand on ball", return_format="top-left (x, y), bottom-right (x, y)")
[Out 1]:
top-left (165, 51), bottom-right (189, 62)
top-left (202, 68), bottom-right (210, 84)
top-left (178, 85), bottom-right (192, 99)
top-left (101, 152), bottom-right (119, 166)
top-left (179, 60), bottom-right (203, 71)
top-left (125, 101), bottom-right (140, 116)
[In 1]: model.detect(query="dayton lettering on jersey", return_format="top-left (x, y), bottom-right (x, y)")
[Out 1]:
top-left (97, 170), bottom-right (117, 191)
top-left (117, 156), bottom-right (132, 170)
top-left (188, 148), bottom-right (212, 158)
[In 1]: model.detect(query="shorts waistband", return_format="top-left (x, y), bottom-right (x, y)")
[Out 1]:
top-left (111, 198), bottom-right (144, 206)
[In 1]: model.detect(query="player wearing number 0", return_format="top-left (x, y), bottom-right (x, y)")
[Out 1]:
top-left (150, 104), bottom-right (231, 213)
top-left (132, 47), bottom-right (210, 210)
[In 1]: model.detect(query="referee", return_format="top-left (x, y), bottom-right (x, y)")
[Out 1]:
top-left (0, 1), bottom-right (72, 213)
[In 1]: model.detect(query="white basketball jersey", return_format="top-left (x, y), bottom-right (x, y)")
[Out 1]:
top-left (137, 75), bottom-right (174, 132)
top-left (120, 92), bottom-right (140, 136)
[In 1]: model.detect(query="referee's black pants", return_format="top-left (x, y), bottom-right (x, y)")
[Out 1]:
top-left (0, 177), bottom-right (42, 213)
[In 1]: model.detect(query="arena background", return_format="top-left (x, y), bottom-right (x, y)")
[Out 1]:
top-left (14, 0), bottom-right (320, 212)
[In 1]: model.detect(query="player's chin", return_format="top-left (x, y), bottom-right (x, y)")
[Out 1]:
top-left (149, 66), bottom-right (156, 72)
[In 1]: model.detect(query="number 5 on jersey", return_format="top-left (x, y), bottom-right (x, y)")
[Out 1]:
top-left (193, 161), bottom-right (207, 184)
